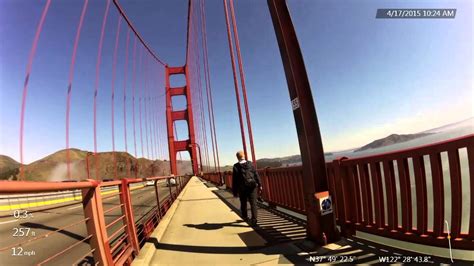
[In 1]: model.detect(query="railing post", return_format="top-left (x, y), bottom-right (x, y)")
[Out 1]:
top-left (120, 179), bottom-right (140, 253)
top-left (154, 179), bottom-right (162, 220)
top-left (332, 157), bottom-right (355, 236)
top-left (168, 177), bottom-right (174, 200)
top-left (219, 171), bottom-right (223, 186)
top-left (264, 167), bottom-right (276, 209)
top-left (81, 180), bottom-right (113, 265)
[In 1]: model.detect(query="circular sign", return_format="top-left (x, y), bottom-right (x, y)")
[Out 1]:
top-left (321, 198), bottom-right (332, 211)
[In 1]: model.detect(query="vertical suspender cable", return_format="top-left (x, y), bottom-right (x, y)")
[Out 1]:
top-left (148, 61), bottom-right (156, 161)
top-left (174, 125), bottom-right (183, 161)
top-left (93, 0), bottom-right (111, 180)
top-left (123, 28), bottom-right (131, 177)
top-left (19, 0), bottom-right (52, 180)
top-left (200, 0), bottom-right (221, 172)
top-left (148, 60), bottom-right (156, 161)
top-left (138, 47), bottom-right (145, 159)
top-left (131, 37), bottom-right (138, 176)
top-left (143, 55), bottom-right (150, 160)
top-left (229, 0), bottom-right (257, 167)
top-left (223, 0), bottom-right (248, 159)
top-left (197, 6), bottom-right (211, 172)
top-left (154, 93), bottom-right (162, 161)
top-left (66, 0), bottom-right (89, 180)
top-left (111, 16), bottom-right (122, 179)
top-left (192, 10), bottom-right (210, 172)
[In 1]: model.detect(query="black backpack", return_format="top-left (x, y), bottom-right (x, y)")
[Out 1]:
top-left (239, 162), bottom-right (256, 188)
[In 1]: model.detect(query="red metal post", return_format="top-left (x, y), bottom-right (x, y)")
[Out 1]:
top-left (81, 181), bottom-right (114, 265)
top-left (382, 160), bottom-right (398, 233)
top-left (468, 143), bottom-right (474, 241)
top-left (430, 153), bottom-right (445, 237)
top-left (448, 149), bottom-right (462, 239)
top-left (154, 180), bottom-right (162, 219)
top-left (119, 179), bottom-right (140, 253)
top-left (267, 0), bottom-right (339, 244)
top-left (413, 156), bottom-right (428, 236)
top-left (397, 158), bottom-right (413, 233)
top-left (332, 158), bottom-right (354, 236)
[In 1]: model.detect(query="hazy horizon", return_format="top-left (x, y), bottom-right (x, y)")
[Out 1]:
top-left (2, 116), bottom-right (472, 166)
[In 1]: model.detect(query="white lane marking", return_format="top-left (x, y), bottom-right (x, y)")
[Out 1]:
top-left (67, 205), bottom-right (83, 210)
top-left (0, 219), bottom-right (17, 225)
top-left (368, 245), bottom-right (376, 249)
top-left (394, 252), bottom-right (402, 256)
top-left (380, 249), bottom-right (389, 253)
top-left (347, 238), bottom-right (353, 242)
top-left (356, 242), bottom-right (364, 245)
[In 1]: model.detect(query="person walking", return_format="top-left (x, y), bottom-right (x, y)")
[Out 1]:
top-left (232, 151), bottom-right (262, 226)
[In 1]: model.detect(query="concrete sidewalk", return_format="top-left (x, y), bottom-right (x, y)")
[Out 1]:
top-left (132, 176), bottom-right (289, 265)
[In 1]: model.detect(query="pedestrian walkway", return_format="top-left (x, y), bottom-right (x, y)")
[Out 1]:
top-left (133, 176), bottom-right (290, 265)
top-left (133, 176), bottom-right (468, 265)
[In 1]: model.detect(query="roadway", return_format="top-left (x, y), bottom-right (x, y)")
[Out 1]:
top-left (0, 180), bottom-right (175, 265)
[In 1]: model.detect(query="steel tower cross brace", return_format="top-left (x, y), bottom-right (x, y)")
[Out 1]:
top-left (165, 66), bottom-right (199, 175)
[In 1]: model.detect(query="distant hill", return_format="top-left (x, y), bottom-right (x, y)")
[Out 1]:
top-left (354, 133), bottom-right (433, 152)
top-left (221, 153), bottom-right (333, 170)
top-left (0, 149), bottom-right (193, 181)
top-left (0, 155), bottom-right (21, 180)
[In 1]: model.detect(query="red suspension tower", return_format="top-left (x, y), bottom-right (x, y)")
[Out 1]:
top-left (165, 66), bottom-right (199, 175)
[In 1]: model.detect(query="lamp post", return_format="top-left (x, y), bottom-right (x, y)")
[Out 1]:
top-left (188, 143), bottom-right (203, 175)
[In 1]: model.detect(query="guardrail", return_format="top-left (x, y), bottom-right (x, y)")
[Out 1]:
top-left (0, 175), bottom-right (191, 265)
top-left (202, 172), bottom-right (222, 185)
top-left (202, 134), bottom-right (474, 250)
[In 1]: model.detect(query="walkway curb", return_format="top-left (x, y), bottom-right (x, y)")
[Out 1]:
top-left (132, 176), bottom-right (197, 265)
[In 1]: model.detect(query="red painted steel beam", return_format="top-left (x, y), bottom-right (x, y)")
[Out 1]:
top-left (81, 185), bottom-right (114, 264)
top-left (171, 110), bottom-right (188, 121)
top-left (267, 0), bottom-right (339, 244)
top-left (0, 180), bottom-right (95, 193)
top-left (120, 179), bottom-right (140, 254)
top-left (170, 87), bottom-right (186, 96)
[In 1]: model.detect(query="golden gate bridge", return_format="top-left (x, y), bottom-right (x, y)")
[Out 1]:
top-left (0, 0), bottom-right (472, 265)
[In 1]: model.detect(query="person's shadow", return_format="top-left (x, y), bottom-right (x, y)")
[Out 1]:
top-left (183, 219), bottom-right (248, 230)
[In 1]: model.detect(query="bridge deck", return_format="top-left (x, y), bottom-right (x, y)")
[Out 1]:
top-left (133, 177), bottom-right (467, 265)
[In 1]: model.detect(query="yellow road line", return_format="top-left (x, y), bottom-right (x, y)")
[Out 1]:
top-left (0, 184), bottom-right (145, 212)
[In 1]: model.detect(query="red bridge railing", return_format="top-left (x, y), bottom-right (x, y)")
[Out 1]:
top-left (0, 175), bottom-right (191, 265)
top-left (203, 134), bottom-right (474, 250)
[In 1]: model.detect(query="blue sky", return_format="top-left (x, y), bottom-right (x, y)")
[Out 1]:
top-left (0, 0), bottom-right (472, 166)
